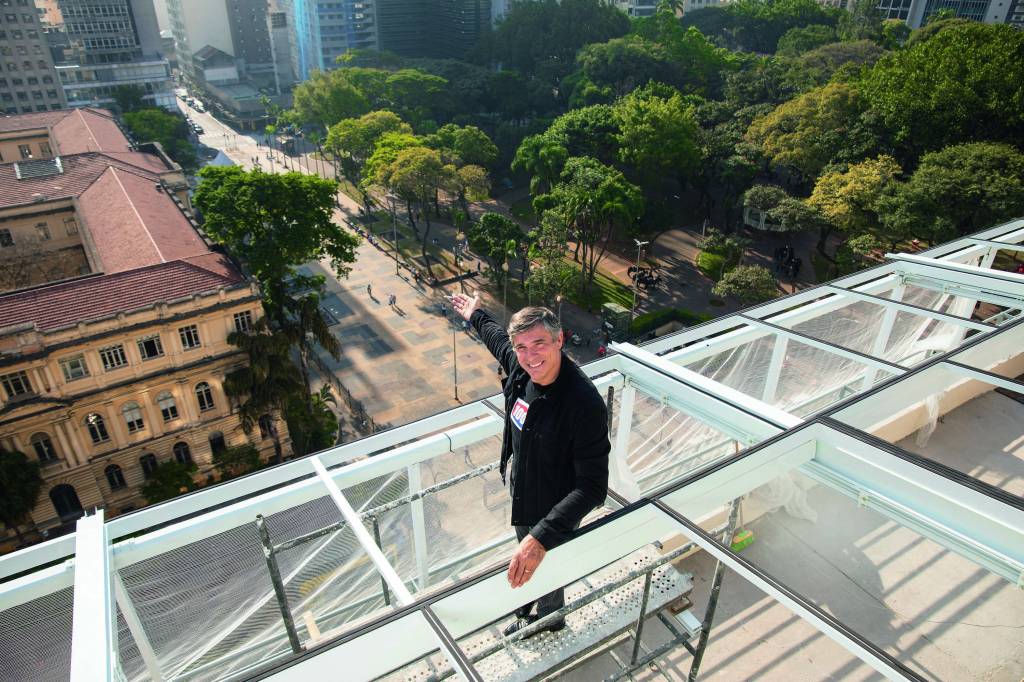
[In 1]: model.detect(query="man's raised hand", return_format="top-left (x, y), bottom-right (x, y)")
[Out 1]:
top-left (449, 291), bottom-right (480, 322)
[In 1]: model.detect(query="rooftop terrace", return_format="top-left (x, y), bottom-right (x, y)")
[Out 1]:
top-left (1, 220), bottom-right (1023, 682)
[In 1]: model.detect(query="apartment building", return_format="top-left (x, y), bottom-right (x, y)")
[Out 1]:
top-left (0, 108), bottom-right (289, 542)
top-left (0, 0), bottom-right (67, 114)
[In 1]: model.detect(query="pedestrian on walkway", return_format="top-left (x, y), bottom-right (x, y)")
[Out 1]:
top-left (366, 283), bottom-right (373, 297)
top-left (387, 293), bottom-right (396, 307)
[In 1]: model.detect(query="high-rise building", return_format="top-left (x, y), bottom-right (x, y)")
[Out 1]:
top-left (376, 0), bottom-right (489, 59)
top-left (875, 0), bottom-right (1013, 26)
top-left (267, 0), bottom-right (296, 92)
top-left (50, 0), bottom-right (175, 110)
top-left (614, 0), bottom-right (658, 17)
top-left (0, 1), bottom-right (67, 115)
top-left (281, 0), bottom-right (377, 81)
top-left (0, 108), bottom-right (289, 539)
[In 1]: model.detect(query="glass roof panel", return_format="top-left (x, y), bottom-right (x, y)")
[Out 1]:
top-left (659, 455), bottom-right (1024, 681)
top-left (833, 364), bottom-right (1024, 498)
top-left (948, 322), bottom-right (1024, 381)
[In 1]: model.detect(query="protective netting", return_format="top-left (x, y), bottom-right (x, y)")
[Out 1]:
top-left (0, 586), bottom-right (73, 682)
top-left (612, 389), bottom-right (740, 494)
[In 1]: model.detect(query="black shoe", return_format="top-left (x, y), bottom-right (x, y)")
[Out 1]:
top-left (502, 615), bottom-right (566, 639)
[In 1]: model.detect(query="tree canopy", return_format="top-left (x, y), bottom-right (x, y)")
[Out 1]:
top-left (0, 449), bottom-right (42, 544)
top-left (713, 265), bottom-right (778, 304)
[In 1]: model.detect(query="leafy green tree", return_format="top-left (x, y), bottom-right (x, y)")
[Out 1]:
top-left (486, 0), bottom-right (631, 85)
top-left (546, 104), bottom-right (622, 164)
top-left (880, 19), bottom-right (911, 48)
top-left (743, 184), bottom-right (788, 212)
top-left (768, 196), bottom-right (829, 235)
top-left (451, 164), bottom-right (491, 213)
top-left (0, 449), bottom-right (42, 545)
top-left (425, 124), bottom-right (499, 169)
top-left (808, 154), bottom-right (901, 255)
top-left (527, 212), bottom-right (577, 305)
top-left (291, 68), bottom-right (370, 128)
top-left (469, 213), bottom-right (522, 286)
top-left (613, 85), bottom-right (700, 184)
top-left (280, 284), bottom-right (343, 415)
top-left (838, 0), bottom-right (882, 42)
top-left (782, 39), bottom-right (886, 92)
top-left (835, 233), bottom-right (883, 272)
top-left (535, 156), bottom-right (643, 291)
top-left (724, 57), bottom-right (796, 108)
top-left (512, 134), bottom-right (569, 197)
top-left (141, 460), bottom-right (198, 504)
top-left (882, 142), bottom-right (1024, 246)
top-left (212, 445), bottom-right (262, 480)
top-left (903, 17), bottom-right (971, 48)
top-left (286, 387), bottom-right (339, 456)
top-left (860, 23), bottom-right (1024, 157)
top-left (112, 84), bottom-right (146, 113)
top-left (327, 110), bottom-right (412, 212)
top-left (713, 264), bottom-right (778, 304)
top-left (776, 24), bottom-right (835, 56)
top-left (224, 318), bottom-right (304, 431)
top-left (384, 69), bottom-right (448, 128)
top-left (363, 131), bottom-right (421, 190)
top-left (702, 0), bottom-right (842, 53)
top-left (122, 108), bottom-right (197, 171)
top-left (193, 167), bottom-right (358, 310)
top-left (382, 146), bottom-right (453, 264)
top-left (746, 82), bottom-right (864, 182)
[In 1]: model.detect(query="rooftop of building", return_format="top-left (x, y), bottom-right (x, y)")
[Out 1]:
top-left (0, 109), bottom-right (244, 336)
top-left (0, 221), bottom-right (1021, 681)
top-left (0, 107), bottom-right (132, 155)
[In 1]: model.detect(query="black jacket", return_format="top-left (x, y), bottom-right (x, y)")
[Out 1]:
top-left (470, 309), bottom-right (610, 550)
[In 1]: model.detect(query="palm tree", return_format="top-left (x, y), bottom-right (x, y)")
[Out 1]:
top-left (224, 318), bottom-right (304, 431)
top-left (512, 135), bottom-right (568, 199)
top-left (279, 286), bottom-right (342, 418)
top-left (0, 449), bottom-right (42, 545)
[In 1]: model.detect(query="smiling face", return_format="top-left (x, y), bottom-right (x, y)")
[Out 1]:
top-left (512, 324), bottom-right (563, 386)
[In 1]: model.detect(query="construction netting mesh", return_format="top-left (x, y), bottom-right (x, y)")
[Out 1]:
top-left (0, 585), bottom-right (73, 682)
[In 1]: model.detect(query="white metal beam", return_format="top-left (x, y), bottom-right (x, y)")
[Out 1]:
top-left (113, 572), bottom-right (163, 681)
top-left (822, 285), bottom-right (993, 332)
top-left (407, 463), bottom-right (430, 592)
top-left (609, 383), bottom-right (642, 501)
top-left (967, 238), bottom-right (1024, 254)
top-left (889, 255), bottom-right (1024, 297)
top-left (310, 457), bottom-right (414, 606)
top-left (943, 361), bottom-right (1024, 396)
top-left (70, 510), bottom-right (116, 682)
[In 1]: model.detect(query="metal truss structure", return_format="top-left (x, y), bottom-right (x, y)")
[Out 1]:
top-left (2, 220), bottom-right (1024, 682)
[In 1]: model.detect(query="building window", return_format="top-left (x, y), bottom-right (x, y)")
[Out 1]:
top-left (137, 334), bottom-right (164, 360)
top-left (195, 381), bottom-right (215, 412)
top-left (64, 216), bottom-right (78, 235)
top-left (50, 484), bottom-right (83, 522)
top-left (139, 453), bottom-right (158, 479)
top-left (30, 432), bottom-right (58, 465)
top-left (85, 413), bottom-right (110, 444)
top-left (122, 402), bottom-right (144, 433)
top-left (0, 370), bottom-right (32, 398)
top-left (105, 464), bottom-right (127, 490)
top-left (60, 354), bottom-right (90, 382)
top-left (18, 143), bottom-right (31, 159)
top-left (208, 431), bottom-right (226, 455)
top-left (258, 414), bottom-right (275, 440)
top-left (39, 141), bottom-right (51, 157)
top-left (35, 222), bottom-right (50, 240)
top-left (233, 310), bottom-right (253, 333)
top-left (157, 391), bottom-right (178, 421)
top-left (173, 441), bottom-right (192, 465)
top-left (178, 324), bottom-right (201, 350)
top-left (0, 228), bottom-right (12, 247)
top-left (98, 344), bottom-right (128, 371)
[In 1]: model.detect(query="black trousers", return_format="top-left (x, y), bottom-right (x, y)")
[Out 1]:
top-left (513, 522), bottom-right (579, 621)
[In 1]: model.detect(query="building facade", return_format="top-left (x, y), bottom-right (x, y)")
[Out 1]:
top-left (375, 0), bottom-right (489, 59)
top-left (873, 0), bottom-right (1014, 26)
top-left (50, 0), bottom-right (175, 109)
top-left (280, 0), bottom-right (377, 81)
top-left (0, 109), bottom-right (289, 543)
top-left (0, 0), bottom-right (67, 115)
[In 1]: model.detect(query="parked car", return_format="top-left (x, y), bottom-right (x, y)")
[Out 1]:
top-left (193, 125), bottom-right (204, 135)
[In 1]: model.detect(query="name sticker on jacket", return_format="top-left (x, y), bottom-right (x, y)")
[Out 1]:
top-left (510, 398), bottom-right (529, 431)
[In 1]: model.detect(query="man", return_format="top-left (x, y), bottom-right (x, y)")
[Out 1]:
top-left (451, 293), bottom-right (610, 637)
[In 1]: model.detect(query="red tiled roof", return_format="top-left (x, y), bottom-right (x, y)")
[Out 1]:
top-left (0, 152), bottom-right (165, 209)
top-left (0, 108), bottom-right (131, 154)
top-left (0, 254), bottom-right (244, 333)
top-left (0, 110), bottom-right (67, 134)
top-left (79, 167), bottom-right (209, 273)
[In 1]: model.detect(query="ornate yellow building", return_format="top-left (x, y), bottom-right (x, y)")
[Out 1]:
top-left (0, 108), bottom-right (289, 541)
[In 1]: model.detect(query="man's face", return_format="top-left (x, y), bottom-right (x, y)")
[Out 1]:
top-left (512, 324), bottom-right (563, 386)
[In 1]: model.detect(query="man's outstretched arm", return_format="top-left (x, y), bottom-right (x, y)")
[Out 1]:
top-left (450, 292), bottom-right (517, 374)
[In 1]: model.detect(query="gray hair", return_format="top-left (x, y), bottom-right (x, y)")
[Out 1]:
top-left (507, 306), bottom-right (561, 340)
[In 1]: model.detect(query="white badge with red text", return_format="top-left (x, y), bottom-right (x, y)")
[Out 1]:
top-left (510, 398), bottom-right (529, 430)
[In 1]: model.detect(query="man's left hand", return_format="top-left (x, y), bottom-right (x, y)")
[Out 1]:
top-left (508, 534), bottom-right (546, 588)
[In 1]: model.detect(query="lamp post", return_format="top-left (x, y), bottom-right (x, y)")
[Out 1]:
top-left (387, 194), bottom-right (399, 275)
top-left (631, 238), bottom-right (649, 320)
top-left (455, 229), bottom-right (466, 294)
top-left (452, 317), bottom-right (459, 402)
top-left (556, 294), bottom-right (563, 325)
top-left (502, 261), bottom-right (510, 326)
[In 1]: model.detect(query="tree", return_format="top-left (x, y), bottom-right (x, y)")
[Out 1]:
top-left (880, 19), bottom-right (911, 49)
top-left (122, 108), bottom-right (197, 171)
top-left (882, 142), bottom-right (1024, 246)
top-left (327, 110), bottom-right (412, 212)
top-left (112, 84), bottom-right (146, 113)
top-left (512, 134), bottom-right (569, 197)
top-left (425, 124), bottom-right (499, 169)
top-left (224, 317), bottom-right (304, 433)
top-left (0, 449), bottom-right (42, 545)
top-left (212, 445), bottom-right (262, 480)
top-left (776, 24), bottom-right (835, 56)
top-left (383, 146), bottom-right (453, 266)
top-left (838, 0), bottom-right (882, 42)
top-left (451, 164), bottom-right (491, 213)
top-left (746, 82), bottom-right (865, 182)
top-left (280, 284), bottom-right (343, 410)
top-left (743, 184), bottom-right (788, 212)
top-left (782, 39), bottom-right (886, 92)
top-left (290, 68), bottom-right (370, 128)
top-left (193, 167), bottom-right (358, 310)
top-left (535, 156), bottom-right (643, 291)
top-left (286, 386), bottom-right (339, 457)
top-left (808, 154), bottom-right (901, 256)
top-left (141, 460), bottom-right (198, 504)
top-left (859, 23), bottom-right (1024, 157)
top-left (546, 104), bottom-right (622, 164)
top-left (527, 211), bottom-right (577, 305)
top-left (712, 264), bottom-right (778, 304)
top-left (613, 85), bottom-right (700, 184)
top-left (383, 69), bottom-right (448, 128)
top-left (469, 213), bottom-right (522, 286)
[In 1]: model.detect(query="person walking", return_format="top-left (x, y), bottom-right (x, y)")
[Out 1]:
top-left (366, 283), bottom-right (373, 297)
top-left (451, 292), bottom-right (610, 638)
